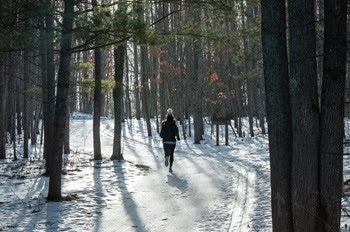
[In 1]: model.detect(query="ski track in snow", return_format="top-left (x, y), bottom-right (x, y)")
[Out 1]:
top-left (0, 115), bottom-right (274, 231)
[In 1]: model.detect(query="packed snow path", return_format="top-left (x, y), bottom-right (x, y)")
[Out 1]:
top-left (0, 115), bottom-right (272, 231)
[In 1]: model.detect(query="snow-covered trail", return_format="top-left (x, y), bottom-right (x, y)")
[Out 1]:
top-left (0, 115), bottom-right (272, 232)
top-left (84, 117), bottom-right (271, 232)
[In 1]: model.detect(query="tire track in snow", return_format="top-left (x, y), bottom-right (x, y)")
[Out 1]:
top-left (231, 154), bottom-right (271, 231)
top-left (195, 158), bottom-right (252, 232)
top-left (195, 151), bottom-right (271, 232)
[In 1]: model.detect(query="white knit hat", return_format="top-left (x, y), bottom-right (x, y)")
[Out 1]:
top-left (167, 108), bottom-right (173, 115)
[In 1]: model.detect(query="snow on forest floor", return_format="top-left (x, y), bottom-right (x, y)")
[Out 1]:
top-left (1, 113), bottom-right (350, 232)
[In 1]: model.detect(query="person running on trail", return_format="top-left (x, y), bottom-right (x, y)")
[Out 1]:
top-left (160, 108), bottom-right (180, 173)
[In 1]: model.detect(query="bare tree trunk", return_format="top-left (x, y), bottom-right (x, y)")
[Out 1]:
top-left (158, 2), bottom-right (168, 120)
top-left (289, 0), bottom-right (320, 230)
top-left (16, 83), bottom-right (22, 136)
top-left (257, 80), bottom-right (266, 135)
top-left (12, 104), bottom-right (17, 161)
top-left (261, 0), bottom-right (293, 230)
top-left (316, 0), bottom-right (324, 99)
top-left (111, 44), bottom-right (126, 161)
top-left (0, 56), bottom-right (6, 159)
top-left (82, 50), bottom-right (90, 113)
top-left (8, 55), bottom-right (17, 160)
top-left (192, 8), bottom-right (202, 144)
top-left (318, 0), bottom-right (347, 230)
top-left (125, 49), bottom-right (132, 119)
top-left (141, 45), bottom-right (152, 137)
top-left (64, 101), bottom-right (70, 155)
top-left (31, 101), bottom-right (38, 145)
top-left (134, 43), bottom-right (141, 120)
top-left (235, 80), bottom-right (243, 137)
top-left (151, 45), bottom-right (159, 132)
top-left (92, 0), bottom-right (102, 160)
top-left (247, 79), bottom-right (255, 137)
top-left (44, 0), bottom-right (56, 176)
top-left (23, 48), bottom-right (29, 158)
top-left (47, 0), bottom-right (74, 201)
top-left (39, 10), bottom-right (48, 148)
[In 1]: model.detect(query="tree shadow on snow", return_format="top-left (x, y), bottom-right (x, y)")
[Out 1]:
top-left (45, 201), bottom-right (61, 231)
top-left (113, 161), bottom-right (145, 230)
top-left (92, 161), bottom-right (106, 232)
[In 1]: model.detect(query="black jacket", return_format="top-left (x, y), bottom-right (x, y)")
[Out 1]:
top-left (160, 120), bottom-right (179, 142)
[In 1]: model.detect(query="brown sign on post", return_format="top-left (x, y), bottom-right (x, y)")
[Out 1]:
top-left (212, 113), bottom-right (231, 125)
top-left (212, 114), bottom-right (230, 146)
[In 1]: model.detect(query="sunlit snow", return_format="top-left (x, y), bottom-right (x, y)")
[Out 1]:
top-left (1, 113), bottom-right (350, 231)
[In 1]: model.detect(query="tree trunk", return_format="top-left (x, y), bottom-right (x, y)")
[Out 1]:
top-left (16, 81), bottom-right (22, 136)
top-left (150, 48), bottom-right (158, 120)
top-left (0, 56), bottom-right (6, 159)
top-left (47, 0), bottom-right (74, 201)
top-left (318, 0), bottom-right (347, 230)
top-left (192, 9), bottom-right (202, 144)
top-left (158, 2), bottom-right (168, 120)
top-left (134, 43), bottom-right (141, 120)
top-left (111, 44), bottom-right (126, 161)
top-left (235, 80), bottom-right (243, 137)
top-left (64, 100), bottom-right (70, 155)
top-left (44, 0), bottom-right (56, 176)
top-left (8, 56), bottom-right (17, 159)
top-left (288, 0), bottom-right (320, 230)
top-left (82, 50), bottom-right (90, 113)
top-left (92, 0), bottom-right (102, 160)
top-left (257, 80), bottom-right (266, 135)
top-left (140, 45), bottom-right (152, 137)
top-left (23, 48), bottom-right (29, 159)
top-left (261, 0), bottom-right (293, 230)
top-left (316, 0), bottom-right (324, 99)
top-left (125, 49), bottom-right (132, 119)
top-left (247, 79), bottom-right (255, 137)
top-left (30, 102), bottom-right (38, 145)
top-left (39, 10), bottom-right (48, 149)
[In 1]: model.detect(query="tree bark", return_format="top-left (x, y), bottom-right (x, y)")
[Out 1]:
top-left (158, 2), bottom-right (168, 120)
top-left (111, 44), bottom-right (126, 161)
top-left (82, 50), bottom-right (90, 113)
top-left (288, 0), bottom-right (320, 230)
top-left (125, 49), bottom-right (132, 120)
top-left (30, 102), bottom-right (38, 145)
top-left (140, 45), bottom-right (152, 137)
top-left (39, 10), bottom-right (48, 148)
top-left (0, 56), bottom-right (6, 159)
top-left (133, 43), bottom-right (141, 120)
top-left (64, 100), bottom-right (70, 155)
top-left (16, 76), bottom-right (22, 136)
top-left (261, 0), bottom-right (293, 230)
top-left (247, 78), bottom-right (255, 137)
top-left (8, 55), bottom-right (17, 160)
top-left (235, 80), bottom-right (243, 137)
top-left (44, 0), bottom-right (56, 176)
top-left (92, 0), bottom-right (102, 160)
top-left (318, 0), bottom-right (347, 230)
top-left (47, 0), bottom-right (74, 201)
top-left (192, 8), bottom-right (202, 144)
top-left (23, 48), bottom-right (29, 158)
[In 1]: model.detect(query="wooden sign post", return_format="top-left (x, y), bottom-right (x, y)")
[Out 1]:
top-left (212, 114), bottom-right (230, 146)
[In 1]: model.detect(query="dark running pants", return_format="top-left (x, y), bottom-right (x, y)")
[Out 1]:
top-left (163, 144), bottom-right (176, 167)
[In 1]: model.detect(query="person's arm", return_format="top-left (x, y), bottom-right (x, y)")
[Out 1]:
top-left (175, 125), bottom-right (180, 140)
top-left (160, 124), bottom-right (164, 138)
